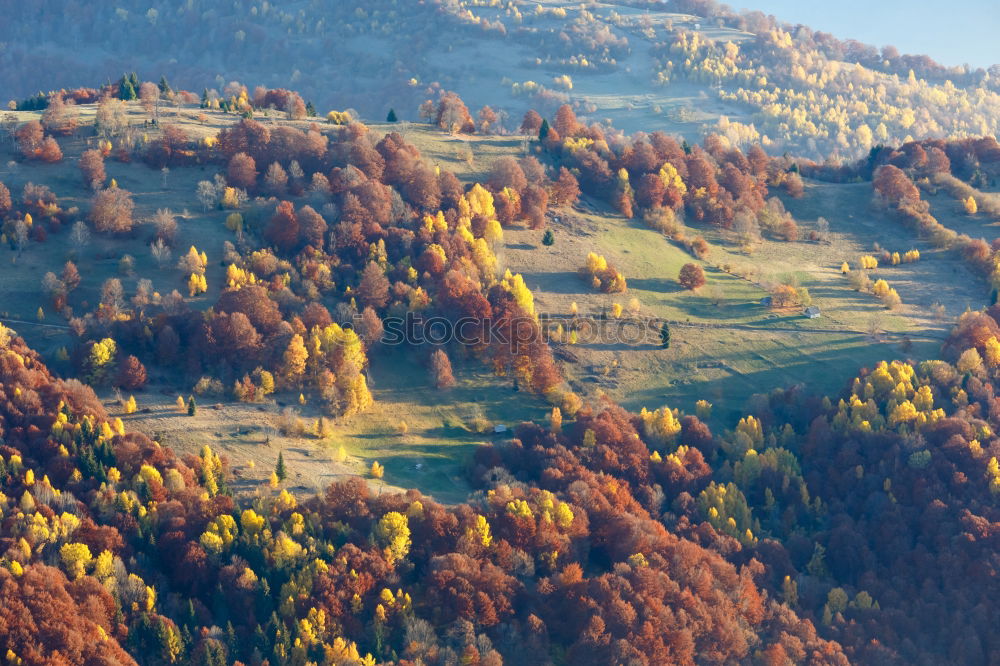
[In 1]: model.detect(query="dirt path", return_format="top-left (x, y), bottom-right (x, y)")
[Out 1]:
top-left (665, 319), bottom-right (946, 341)
top-left (0, 318), bottom-right (71, 331)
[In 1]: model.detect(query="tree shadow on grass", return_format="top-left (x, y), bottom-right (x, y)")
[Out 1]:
top-left (517, 270), bottom-right (589, 295)
top-left (628, 276), bottom-right (684, 294)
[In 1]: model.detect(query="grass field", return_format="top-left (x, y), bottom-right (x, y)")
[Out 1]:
top-left (502, 177), bottom-right (980, 425)
top-left (105, 349), bottom-right (543, 504)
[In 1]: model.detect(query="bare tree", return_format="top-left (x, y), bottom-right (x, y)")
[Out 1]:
top-left (90, 187), bottom-right (135, 233)
top-left (95, 99), bottom-right (127, 138)
top-left (815, 216), bottom-right (830, 242)
top-left (70, 220), bottom-right (91, 249)
top-left (2, 113), bottom-right (17, 145)
top-left (152, 208), bottom-right (177, 243)
top-left (139, 82), bottom-right (160, 122)
top-left (150, 238), bottom-right (171, 268)
top-left (11, 220), bottom-right (28, 256)
top-left (196, 180), bottom-right (218, 211)
top-left (133, 278), bottom-right (154, 310)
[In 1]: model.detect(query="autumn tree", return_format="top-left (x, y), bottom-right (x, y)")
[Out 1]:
top-left (358, 261), bottom-right (390, 309)
top-left (227, 152), bottom-right (257, 190)
top-left (520, 109), bottom-right (543, 134)
top-left (873, 164), bottom-right (920, 206)
top-left (281, 334), bottom-right (308, 386)
top-left (678, 263), bottom-right (706, 290)
top-left (436, 92), bottom-right (474, 133)
top-left (297, 205), bottom-right (327, 250)
top-left (553, 104), bottom-right (579, 138)
top-left (61, 261), bottom-right (81, 291)
top-left (430, 349), bottom-right (456, 389)
top-left (478, 106), bottom-right (498, 134)
top-left (358, 306), bottom-right (384, 346)
top-left (116, 355), bottom-right (148, 390)
top-left (263, 162), bottom-right (288, 196)
top-left (783, 172), bottom-right (805, 198)
top-left (79, 149), bottom-right (106, 190)
top-left (264, 200), bottom-right (299, 252)
top-left (41, 95), bottom-right (77, 136)
top-left (489, 156), bottom-right (528, 193)
top-left (15, 120), bottom-right (43, 156)
top-left (90, 187), bottom-right (135, 233)
top-left (551, 167), bottom-right (580, 206)
top-left (36, 136), bottom-right (62, 163)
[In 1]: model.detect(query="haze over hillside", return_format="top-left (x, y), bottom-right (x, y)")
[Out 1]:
top-left (743, 0), bottom-right (1000, 69)
top-left (4, 0), bottom-right (1000, 158)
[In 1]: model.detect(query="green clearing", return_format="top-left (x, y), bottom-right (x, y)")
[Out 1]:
top-left (503, 177), bottom-right (981, 426)
top-left (328, 349), bottom-right (549, 503)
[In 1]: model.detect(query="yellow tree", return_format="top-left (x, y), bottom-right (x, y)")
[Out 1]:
top-left (84, 338), bottom-right (117, 385)
top-left (964, 196), bottom-right (978, 215)
top-left (549, 407), bottom-right (562, 432)
top-left (281, 334), bottom-right (308, 386)
top-left (373, 511), bottom-right (411, 565)
top-left (985, 336), bottom-right (1000, 369)
top-left (60, 542), bottom-right (93, 580)
top-left (957, 348), bottom-right (984, 374)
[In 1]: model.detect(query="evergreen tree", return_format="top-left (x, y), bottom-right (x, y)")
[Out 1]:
top-left (305, 101), bottom-right (316, 117)
top-left (538, 118), bottom-right (550, 141)
top-left (158, 76), bottom-right (172, 95)
top-left (386, 108), bottom-right (398, 122)
top-left (275, 451), bottom-right (287, 482)
top-left (660, 322), bottom-right (671, 349)
top-left (129, 71), bottom-right (140, 89)
top-left (201, 89), bottom-right (210, 108)
top-left (119, 76), bottom-right (137, 101)
top-left (187, 395), bottom-right (196, 416)
top-left (681, 139), bottom-right (691, 154)
top-left (542, 229), bottom-right (555, 246)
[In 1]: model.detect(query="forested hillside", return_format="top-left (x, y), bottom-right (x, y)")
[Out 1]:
top-left (1, 1), bottom-right (1000, 664)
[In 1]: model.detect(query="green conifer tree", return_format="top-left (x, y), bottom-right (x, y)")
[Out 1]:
top-left (119, 77), bottom-right (137, 101)
top-left (275, 451), bottom-right (287, 482)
